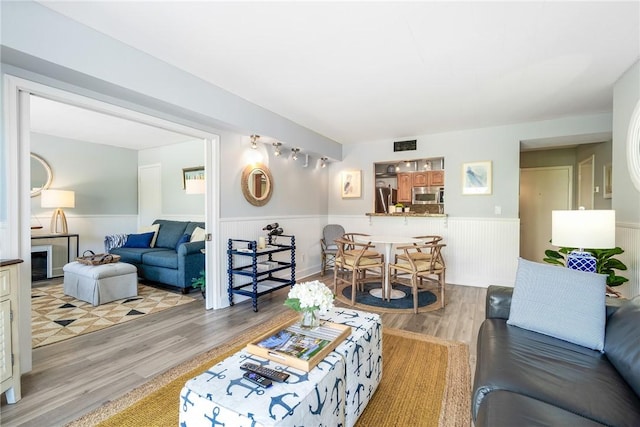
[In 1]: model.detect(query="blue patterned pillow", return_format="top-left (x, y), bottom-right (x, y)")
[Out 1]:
top-left (507, 258), bottom-right (606, 351)
top-left (122, 232), bottom-right (155, 248)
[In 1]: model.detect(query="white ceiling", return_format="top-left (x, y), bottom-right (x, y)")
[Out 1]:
top-left (35, 1), bottom-right (640, 148)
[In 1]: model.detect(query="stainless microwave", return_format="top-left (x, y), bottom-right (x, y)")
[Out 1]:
top-left (412, 187), bottom-right (444, 204)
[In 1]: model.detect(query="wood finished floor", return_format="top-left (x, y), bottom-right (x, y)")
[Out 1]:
top-left (1, 273), bottom-right (486, 427)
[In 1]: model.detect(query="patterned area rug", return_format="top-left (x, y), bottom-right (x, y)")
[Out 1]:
top-left (31, 283), bottom-right (196, 348)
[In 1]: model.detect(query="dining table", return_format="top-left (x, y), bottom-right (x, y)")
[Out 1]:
top-left (355, 234), bottom-right (422, 299)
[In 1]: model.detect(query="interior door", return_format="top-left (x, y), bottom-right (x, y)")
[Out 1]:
top-left (520, 166), bottom-right (572, 262)
top-left (578, 155), bottom-right (595, 209)
top-left (138, 164), bottom-right (162, 228)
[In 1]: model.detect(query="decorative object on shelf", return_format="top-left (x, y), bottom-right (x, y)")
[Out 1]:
top-left (462, 160), bottom-right (492, 195)
top-left (551, 208), bottom-right (616, 273)
top-left (341, 170), bottom-right (362, 198)
top-left (284, 280), bottom-right (335, 329)
top-left (603, 163), bottom-right (612, 199)
top-left (41, 189), bottom-right (75, 234)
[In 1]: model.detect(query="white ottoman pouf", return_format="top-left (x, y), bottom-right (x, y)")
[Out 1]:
top-left (63, 261), bottom-right (138, 306)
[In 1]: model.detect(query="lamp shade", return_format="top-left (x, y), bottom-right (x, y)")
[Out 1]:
top-left (551, 209), bottom-right (615, 249)
top-left (41, 190), bottom-right (75, 208)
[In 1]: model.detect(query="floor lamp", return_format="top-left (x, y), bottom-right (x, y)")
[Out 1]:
top-left (41, 189), bottom-right (75, 234)
top-left (551, 208), bottom-right (616, 272)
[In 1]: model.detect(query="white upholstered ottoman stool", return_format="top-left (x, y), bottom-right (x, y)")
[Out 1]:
top-left (63, 261), bottom-right (138, 306)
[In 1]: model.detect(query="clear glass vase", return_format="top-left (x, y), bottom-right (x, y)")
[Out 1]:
top-left (300, 309), bottom-right (320, 329)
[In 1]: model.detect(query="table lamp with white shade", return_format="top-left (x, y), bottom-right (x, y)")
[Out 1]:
top-left (41, 189), bottom-right (75, 234)
top-left (551, 208), bottom-right (616, 272)
top-left (185, 177), bottom-right (205, 194)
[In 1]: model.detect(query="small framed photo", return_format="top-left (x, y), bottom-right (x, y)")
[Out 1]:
top-left (341, 170), bottom-right (362, 198)
top-left (603, 163), bottom-right (612, 199)
top-left (462, 161), bottom-right (492, 195)
top-left (182, 166), bottom-right (204, 189)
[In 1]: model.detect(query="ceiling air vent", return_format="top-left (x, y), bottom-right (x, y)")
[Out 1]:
top-left (393, 140), bottom-right (417, 152)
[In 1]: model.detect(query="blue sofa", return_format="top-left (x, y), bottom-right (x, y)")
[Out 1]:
top-left (107, 219), bottom-right (205, 293)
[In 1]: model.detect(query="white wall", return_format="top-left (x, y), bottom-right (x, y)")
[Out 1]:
top-left (612, 60), bottom-right (640, 297)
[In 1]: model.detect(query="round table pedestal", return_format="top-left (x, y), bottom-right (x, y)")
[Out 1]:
top-left (369, 288), bottom-right (406, 299)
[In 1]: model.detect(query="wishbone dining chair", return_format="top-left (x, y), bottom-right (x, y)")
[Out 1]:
top-left (388, 243), bottom-right (446, 313)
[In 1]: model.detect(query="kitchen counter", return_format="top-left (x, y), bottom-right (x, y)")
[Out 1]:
top-left (366, 212), bottom-right (447, 217)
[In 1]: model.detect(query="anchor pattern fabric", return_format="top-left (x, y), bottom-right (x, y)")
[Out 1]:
top-left (179, 308), bottom-right (382, 427)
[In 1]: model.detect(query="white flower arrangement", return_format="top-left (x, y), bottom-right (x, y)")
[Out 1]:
top-left (284, 280), bottom-right (335, 315)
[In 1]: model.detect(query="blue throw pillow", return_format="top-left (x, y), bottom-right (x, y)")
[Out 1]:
top-left (175, 233), bottom-right (191, 251)
top-left (507, 258), bottom-right (606, 351)
top-left (122, 232), bottom-right (155, 248)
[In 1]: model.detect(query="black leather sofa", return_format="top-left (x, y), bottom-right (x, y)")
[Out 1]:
top-left (473, 286), bottom-right (640, 427)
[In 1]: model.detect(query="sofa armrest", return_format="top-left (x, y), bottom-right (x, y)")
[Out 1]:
top-left (178, 240), bottom-right (205, 256)
top-left (486, 285), bottom-right (514, 319)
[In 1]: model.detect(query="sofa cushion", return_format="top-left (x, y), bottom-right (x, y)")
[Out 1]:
top-left (185, 222), bottom-right (205, 236)
top-left (153, 220), bottom-right (188, 249)
top-left (605, 296), bottom-right (640, 397)
top-left (122, 232), bottom-right (155, 248)
top-left (473, 319), bottom-right (640, 426)
top-left (138, 224), bottom-right (160, 247)
top-left (190, 226), bottom-right (206, 242)
top-left (476, 390), bottom-right (607, 427)
top-left (142, 250), bottom-right (179, 269)
top-left (109, 247), bottom-right (165, 264)
top-left (507, 258), bottom-right (606, 351)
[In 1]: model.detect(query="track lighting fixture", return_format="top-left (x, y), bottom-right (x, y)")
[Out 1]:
top-left (291, 148), bottom-right (300, 160)
top-left (272, 142), bottom-right (282, 156)
top-left (320, 157), bottom-right (328, 168)
top-left (250, 134), bottom-right (260, 149)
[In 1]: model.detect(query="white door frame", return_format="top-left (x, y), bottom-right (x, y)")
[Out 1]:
top-left (578, 155), bottom-right (595, 209)
top-left (4, 75), bottom-right (221, 371)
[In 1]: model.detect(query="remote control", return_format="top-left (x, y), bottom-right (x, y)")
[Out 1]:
top-left (240, 363), bottom-right (290, 383)
top-left (243, 371), bottom-right (272, 388)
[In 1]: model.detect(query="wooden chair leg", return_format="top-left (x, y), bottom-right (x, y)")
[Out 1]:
top-left (412, 275), bottom-right (418, 314)
top-left (351, 268), bottom-right (358, 306)
top-left (321, 254), bottom-right (326, 276)
top-left (440, 271), bottom-right (445, 308)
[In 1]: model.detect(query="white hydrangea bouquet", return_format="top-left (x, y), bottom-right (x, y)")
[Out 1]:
top-left (284, 280), bottom-right (334, 328)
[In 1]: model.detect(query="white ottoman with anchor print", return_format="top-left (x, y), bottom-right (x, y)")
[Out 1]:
top-left (179, 308), bottom-right (382, 426)
top-left (63, 261), bottom-right (138, 306)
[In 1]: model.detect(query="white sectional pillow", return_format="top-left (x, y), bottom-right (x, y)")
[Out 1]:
top-left (190, 226), bottom-right (206, 242)
top-left (138, 224), bottom-right (160, 247)
top-left (507, 258), bottom-right (607, 351)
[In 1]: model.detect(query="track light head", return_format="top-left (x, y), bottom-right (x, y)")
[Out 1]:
top-left (291, 148), bottom-right (300, 161)
top-left (272, 142), bottom-right (282, 156)
top-left (250, 134), bottom-right (260, 149)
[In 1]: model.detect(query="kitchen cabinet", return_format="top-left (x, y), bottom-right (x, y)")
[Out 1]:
top-left (412, 172), bottom-right (429, 187)
top-left (1, 259), bottom-right (22, 404)
top-left (430, 170), bottom-right (445, 186)
top-left (227, 235), bottom-right (296, 312)
top-left (397, 173), bottom-right (412, 203)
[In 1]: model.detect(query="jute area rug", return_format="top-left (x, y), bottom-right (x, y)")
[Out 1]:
top-left (32, 283), bottom-right (195, 348)
top-left (68, 311), bottom-right (471, 427)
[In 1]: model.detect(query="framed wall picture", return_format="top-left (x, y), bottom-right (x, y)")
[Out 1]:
top-left (182, 166), bottom-right (204, 189)
top-left (341, 170), bottom-right (362, 198)
top-left (462, 161), bottom-right (492, 195)
top-left (603, 163), bottom-right (612, 199)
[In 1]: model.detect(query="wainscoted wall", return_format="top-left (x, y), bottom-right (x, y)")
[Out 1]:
top-left (215, 214), bottom-right (520, 308)
top-left (329, 215), bottom-right (521, 288)
top-left (616, 223), bottom-right (640, 298)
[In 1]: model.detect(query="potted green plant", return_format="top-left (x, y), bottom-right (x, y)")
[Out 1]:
top-left (543, 246), bottom-right (628, 294)
top-left (191, 270), bottom-right (206, 298)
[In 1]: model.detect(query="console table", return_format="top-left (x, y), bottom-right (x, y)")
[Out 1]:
top-left (179, 308), bottom-right (382, 426)
top-left (31, 233), bottom-right (79, 278)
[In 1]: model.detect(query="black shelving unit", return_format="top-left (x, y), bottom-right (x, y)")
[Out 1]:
top-left (227, 235), bottom-right (296, 312)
